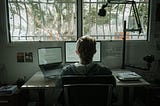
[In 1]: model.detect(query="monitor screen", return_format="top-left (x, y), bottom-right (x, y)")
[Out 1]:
top-left (38, 47), bottom-right (62, 66)
top-left (65, 41), bottom-right (101, 63)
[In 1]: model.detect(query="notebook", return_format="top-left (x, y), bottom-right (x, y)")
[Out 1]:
top-left (38, 47), bottom-right (63, 78)
top-left (117, 72), bottom-right (142, 81)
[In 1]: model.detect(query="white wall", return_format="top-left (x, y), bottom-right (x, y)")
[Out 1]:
top-left (0, 0), bottom-right (160, 84)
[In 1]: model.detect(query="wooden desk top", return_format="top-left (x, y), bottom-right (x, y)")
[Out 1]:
top-left (22, 71), bottom-right (56, 88)
top-left (22, 69), bottom-right (150, 88)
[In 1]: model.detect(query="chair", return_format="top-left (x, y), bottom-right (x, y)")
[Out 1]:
top-left (62, 75), bottom-right (116, 86)
top-left (62, 75), bottom-right (116, 106)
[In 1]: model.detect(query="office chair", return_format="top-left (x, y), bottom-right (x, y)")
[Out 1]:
top-left (63, 84), bottom-right (113, 106)
top-left (62, 75), bottom-right (116, 86)
top-left (62, 75), bottom-right (116, 106)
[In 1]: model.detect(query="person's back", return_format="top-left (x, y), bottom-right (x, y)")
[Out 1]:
top-left (62, 35), bottom-right (112, 76)
top-left (62, 62), bottom-right (112, 76)
top-left (56, 35), bottom-right (116, 105)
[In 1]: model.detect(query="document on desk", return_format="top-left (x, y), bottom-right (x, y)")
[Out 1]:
top-left (117, 72), bottom-right (142, 81)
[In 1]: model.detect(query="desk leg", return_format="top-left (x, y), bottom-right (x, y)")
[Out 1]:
top-left (38, 89), bottom-right (45, 106)
top-left (123, 87), bottom-right (129, 106)
top-left (123, 87), bottom-right (134, 106)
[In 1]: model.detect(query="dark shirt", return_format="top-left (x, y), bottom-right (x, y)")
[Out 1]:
top-left (62, 62), bottom-right (112, 76)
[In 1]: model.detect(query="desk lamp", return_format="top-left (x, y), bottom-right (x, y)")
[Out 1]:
top-left (98, 0), bottom-right (151, 70)
top-left (126, 55), bottom-right (155, 71)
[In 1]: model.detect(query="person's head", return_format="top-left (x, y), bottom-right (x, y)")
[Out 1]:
top-left (76, 35), bottom-right (96, 65)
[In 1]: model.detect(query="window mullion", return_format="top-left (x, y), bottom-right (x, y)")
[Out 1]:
top-left (109, 4), bottom-right (112, 39)
top-left (38, 0), bottom-right (43, 41)
top-left (102, 0), bottom-right (105, 39)
top-left (32, 2), bottom-right (36, 41)
top-left (96, 0), bottom-right (98, 39)
top-left (16, 0), bottom-right (21, 40)
top-left (88, 0), bottom-right (91, 36)
top-left (129, 4), bottom-right (133, 39)
top-left (23, 0), bottom-right (28, 41)
top-left (9, 3), bottom-right (15, 39)
top-left (116, 4), bottom-right (119, 35)
top-left (60, 1), bottom-right (63, 39)
top-left (77, 0), bottom-right (82, 38)
top-left (67, 2), bottom-right (71, 36)
top-left (45, 0), bottom-right (48, 39)
top-left (122, 3), bottom-right (126, 32)
top-left (137, 2), bottom-right (141, 39)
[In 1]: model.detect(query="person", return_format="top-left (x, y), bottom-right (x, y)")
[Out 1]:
top-left (62, 35), bottom-right (112, 76)
top-left (55, 35), bottom-right (116, 105)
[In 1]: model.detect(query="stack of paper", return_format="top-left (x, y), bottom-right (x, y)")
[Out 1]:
top-left (117, 72), bottom-right (142, 81)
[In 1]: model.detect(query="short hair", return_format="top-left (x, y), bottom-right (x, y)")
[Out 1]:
top-left (76, 35), bottom-right (96, 63)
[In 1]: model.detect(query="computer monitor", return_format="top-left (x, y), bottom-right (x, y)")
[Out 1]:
top-left (65, 41), bottom-right (101, 63)
top-left (38, 47), bottom-right (62, 67)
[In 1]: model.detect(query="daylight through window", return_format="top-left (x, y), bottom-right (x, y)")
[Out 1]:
top-left (83, 0), bottom-right (149, 40)
top-left (7, 0), bottom-right (150, 42)
top-left (8, 0), bottom-right (76, 41)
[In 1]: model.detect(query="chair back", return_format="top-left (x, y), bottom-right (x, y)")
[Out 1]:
top-left (62, 75), bottom-right (116, 106)
top-left (62, 75), bottom-right (116, 87)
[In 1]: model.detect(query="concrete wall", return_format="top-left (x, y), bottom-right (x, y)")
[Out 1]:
top-left (0, 0), bottom-right (160, 84)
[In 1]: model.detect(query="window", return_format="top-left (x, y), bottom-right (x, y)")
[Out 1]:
top-left (83, 0), bottom-right (150, 40)
top-left (8, 0), bottom-right (76, 42)
top-left (7, 0), bottom-right (150, 42)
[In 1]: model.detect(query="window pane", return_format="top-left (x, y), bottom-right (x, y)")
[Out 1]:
top-left (83, 0), bottom-right (149, 40)
top-left (8, 0), bottom-right (76, 42)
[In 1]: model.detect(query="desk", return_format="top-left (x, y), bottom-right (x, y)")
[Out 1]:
top-left (112, 69), bottom-right (150, 106)
top-left (22, 71), bottom-right (56, 88)
top-left (22, 71), bottom-right (56, 106)
top-left (112, 69), bottom-right (150, 86)
top-left (22, 70), bottom-right (150, 106)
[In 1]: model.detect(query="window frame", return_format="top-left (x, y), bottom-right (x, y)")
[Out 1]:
top-left (6, 0), bottom-right (151, 43)
top-left (82, 0), bottom-right (151, 41)
top-left (7, 0), bottom-right (78, 42)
